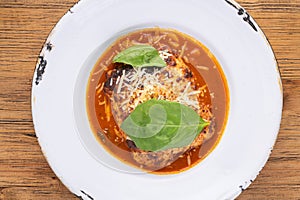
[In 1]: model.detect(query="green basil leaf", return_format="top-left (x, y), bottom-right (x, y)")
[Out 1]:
top-left (113, 45), bottom-right (166, 68)
top-left (120, 99), bottom-right (210, 152)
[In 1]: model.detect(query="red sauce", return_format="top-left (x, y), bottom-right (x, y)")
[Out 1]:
top-left (86, 28), bottom-right (229, 174)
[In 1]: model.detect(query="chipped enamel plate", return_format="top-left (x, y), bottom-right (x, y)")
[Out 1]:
top-left (31, 0), bottom-right (282, 199)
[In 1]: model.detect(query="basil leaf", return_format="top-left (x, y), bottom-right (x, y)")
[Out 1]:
top-left (120, 99), bottom-right (210, 152)
top-left (113, 45), bottom-right (166, 68)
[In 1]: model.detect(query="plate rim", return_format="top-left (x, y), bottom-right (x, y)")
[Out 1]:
top-left (31, 0), bottom-right (283, 199)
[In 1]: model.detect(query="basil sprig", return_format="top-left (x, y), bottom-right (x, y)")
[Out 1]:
top-left (120, 99), bottom-right (209, 152)
top-left (113, 45), bottom-right (166, 68)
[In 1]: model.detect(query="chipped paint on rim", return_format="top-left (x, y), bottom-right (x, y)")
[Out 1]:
top-left (31, 1), bottom-right (84, 197)
top-left (222, 0), bottom-right (283, 197)
top-left (224, 0), bottom-right (258, 32)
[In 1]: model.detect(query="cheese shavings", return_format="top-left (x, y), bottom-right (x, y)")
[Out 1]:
top-left (109, 51), bottom-right (208, 128)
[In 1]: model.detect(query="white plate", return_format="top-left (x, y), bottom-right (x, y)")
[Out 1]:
top-left (31, 0), bottom-right (283, 199)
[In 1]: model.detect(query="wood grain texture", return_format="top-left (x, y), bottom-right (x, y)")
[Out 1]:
top-left (0, 0), bottom-right (299, 199)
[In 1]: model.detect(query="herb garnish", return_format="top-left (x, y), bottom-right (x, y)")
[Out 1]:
top-left (113, 45), bottom-right (166, 68)
top-left (120, 99), bottom-right (209, 152)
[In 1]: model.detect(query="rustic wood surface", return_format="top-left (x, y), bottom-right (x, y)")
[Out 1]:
top-left (0, 0), bottom-right (299, 199)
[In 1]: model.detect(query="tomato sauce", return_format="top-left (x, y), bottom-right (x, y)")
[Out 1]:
top-left (86, 28), bottom-right (229, 174)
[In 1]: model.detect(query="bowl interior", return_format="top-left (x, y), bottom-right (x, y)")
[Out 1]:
top-left (73, 23), bottom-right (231, 174)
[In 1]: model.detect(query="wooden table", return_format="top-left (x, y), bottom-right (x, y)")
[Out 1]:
top-left (0, 0), bottom-right (299, 199)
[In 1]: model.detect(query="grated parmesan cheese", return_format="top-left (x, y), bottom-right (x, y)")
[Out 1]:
top-left (117, 70), bottom-right (125, 94)
top-left (111, 53), bottom-right (203, 117)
